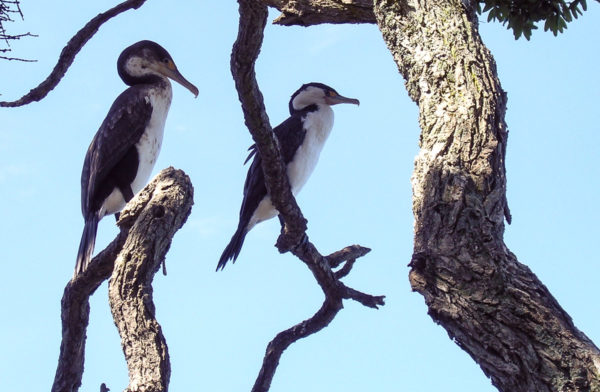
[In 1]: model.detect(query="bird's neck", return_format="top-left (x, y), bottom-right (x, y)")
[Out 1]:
top-left (120, 72), bottom-right (168, 88)
top-left (303, 104), bottom-right (334, 143)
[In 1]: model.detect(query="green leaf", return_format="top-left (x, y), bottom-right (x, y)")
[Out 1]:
top-left (563, 10), bottom-right (572, 22)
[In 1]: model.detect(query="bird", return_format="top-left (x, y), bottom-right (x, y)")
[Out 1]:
top-left (217, 82), bottom-right (359, 270)
top-left (74, 40), bottom-right (199, 278)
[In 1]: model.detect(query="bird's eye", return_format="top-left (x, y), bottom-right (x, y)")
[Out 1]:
top-left (163, 58), bottom-right (170, 64)
top-left (328, 91), bottom-right (336, 97)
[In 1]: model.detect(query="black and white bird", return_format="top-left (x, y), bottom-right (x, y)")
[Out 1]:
top-left (74, 40), bottom-right (198, 277)
top-left (217, 82), bottom-right (359, 270)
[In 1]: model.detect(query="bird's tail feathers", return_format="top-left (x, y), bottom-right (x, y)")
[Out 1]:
top-left (217, 226), bottom-right (247, 271)
top-left (74, 215), bottom-right (99, 278)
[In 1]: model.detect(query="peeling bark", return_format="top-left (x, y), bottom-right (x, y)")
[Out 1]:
top-left (262, 0), bottom-right (375, 25)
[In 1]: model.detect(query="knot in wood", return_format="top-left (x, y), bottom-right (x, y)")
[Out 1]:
top-left (152, 205), bottom-right (165, 218)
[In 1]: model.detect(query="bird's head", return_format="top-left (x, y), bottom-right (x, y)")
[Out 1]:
top-left (117, 40), bottom-right (199, 97)
top-left (289, 82), bottom-right (359, 114)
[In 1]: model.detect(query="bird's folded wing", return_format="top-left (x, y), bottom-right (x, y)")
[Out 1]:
top-left (82, 87), bottom-right (153, 215)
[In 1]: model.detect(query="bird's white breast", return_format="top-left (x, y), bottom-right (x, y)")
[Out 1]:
top-left (286, 104), bottom-right (334, 194)
top-left (246, 105), bottom-right (334, 232)
top-left (98, 82), bottom-right (173, 218)
top-left (131, 83), bottom-right (172, 194)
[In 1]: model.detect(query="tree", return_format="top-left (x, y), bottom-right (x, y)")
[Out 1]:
top-left (1, 1), bottom-right (598, 391)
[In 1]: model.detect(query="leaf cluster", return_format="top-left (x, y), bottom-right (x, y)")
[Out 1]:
top-left (477, 0), bottom-right (590, 39)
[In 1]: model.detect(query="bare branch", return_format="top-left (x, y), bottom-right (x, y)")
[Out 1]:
top-left (230, 0), bottom-right (308, 249)
top-left (253, 300), bottom-right (342, 392)
top-left (262, 0), bottom-right (375, 26)
top-left (0, 54), bottom-right (35, 61)
top-left (0, 0), bottom-right (147, 107)
top-left (109, 167), bottom-right (194, 392)
top-left (231, 4), bottom-right (383, 390)
top-left (52, 231), bottom-right (128, 392)
top-left (252, 242), bottom-right (382, 392)
top-left (51, 167), bottom-right (193, 392)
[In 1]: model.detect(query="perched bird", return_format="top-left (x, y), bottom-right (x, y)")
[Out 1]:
top-left (74, 40), bottom-right (199, 277)
top-left (218, 82), bottom-right (359, 270)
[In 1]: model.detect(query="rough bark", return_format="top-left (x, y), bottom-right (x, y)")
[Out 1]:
top-left (371, 0), bottom-right (600, 391)
top-left (52, 234), bottom-right (128, 392)
top-left (108, 167), bottom-right (194, 392)
top-left (51, 167), bottom-right (193, 392)
top-left (231, 2), bottom-right (384, 391)
top-left (259, 0), bottom-right (600, 390)
top-left (262, 0), bottom-right (375, 25)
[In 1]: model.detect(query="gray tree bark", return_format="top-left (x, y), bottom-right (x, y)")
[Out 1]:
top-left (263, 0), bottom-right (600, 391)
top-left (52, 168), bottom-right (193, 392)
top-left (108, 167), bottom-right (193, 392)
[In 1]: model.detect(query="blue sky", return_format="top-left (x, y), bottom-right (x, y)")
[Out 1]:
top-left (1, 1), bottom-right (598, 391)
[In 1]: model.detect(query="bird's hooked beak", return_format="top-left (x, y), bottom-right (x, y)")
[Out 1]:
top-left (325, 92), bottom-right (360, 106)
top-left (156, 60), bottom-right (199, 97)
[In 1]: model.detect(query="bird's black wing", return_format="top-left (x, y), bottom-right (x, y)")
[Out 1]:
top-left (81, 86), bottom-right (152, 217)
top-left (218, 113), bottom-right (309, 269)
top-left (238, 150), bottom-right (267, 225)
top-left (273, 114), bottom-right (307, 165)
top-left (237, 114), bottom-right (306, 225)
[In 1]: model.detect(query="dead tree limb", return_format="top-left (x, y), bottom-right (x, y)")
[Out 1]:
top-left (0, 0), bottom-right (147, 107)
top-left (52, 233), bottom-right (128, 392)
top-left (252, 245), bottom-right (382, 392)
top-left (261, 0), bottom-right (375, 26)
top-left (231, 2), bottom-right (384, 391)
top-left (108, 167), bottom-right (194, 392)
top-left (51, 167), bottom-right (193, 392)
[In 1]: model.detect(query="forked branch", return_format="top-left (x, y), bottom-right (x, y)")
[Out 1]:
top-left (51, 167), bottom-right (193, 392)
top-left (230, 2), bottom-right (384, 391)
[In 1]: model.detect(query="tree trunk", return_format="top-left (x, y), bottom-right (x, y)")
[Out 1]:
top-left (372, 0), bottom-right (600, 390)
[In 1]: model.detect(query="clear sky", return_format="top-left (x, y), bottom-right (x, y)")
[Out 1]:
top-left (1, 1), bottom-right (598, 391)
